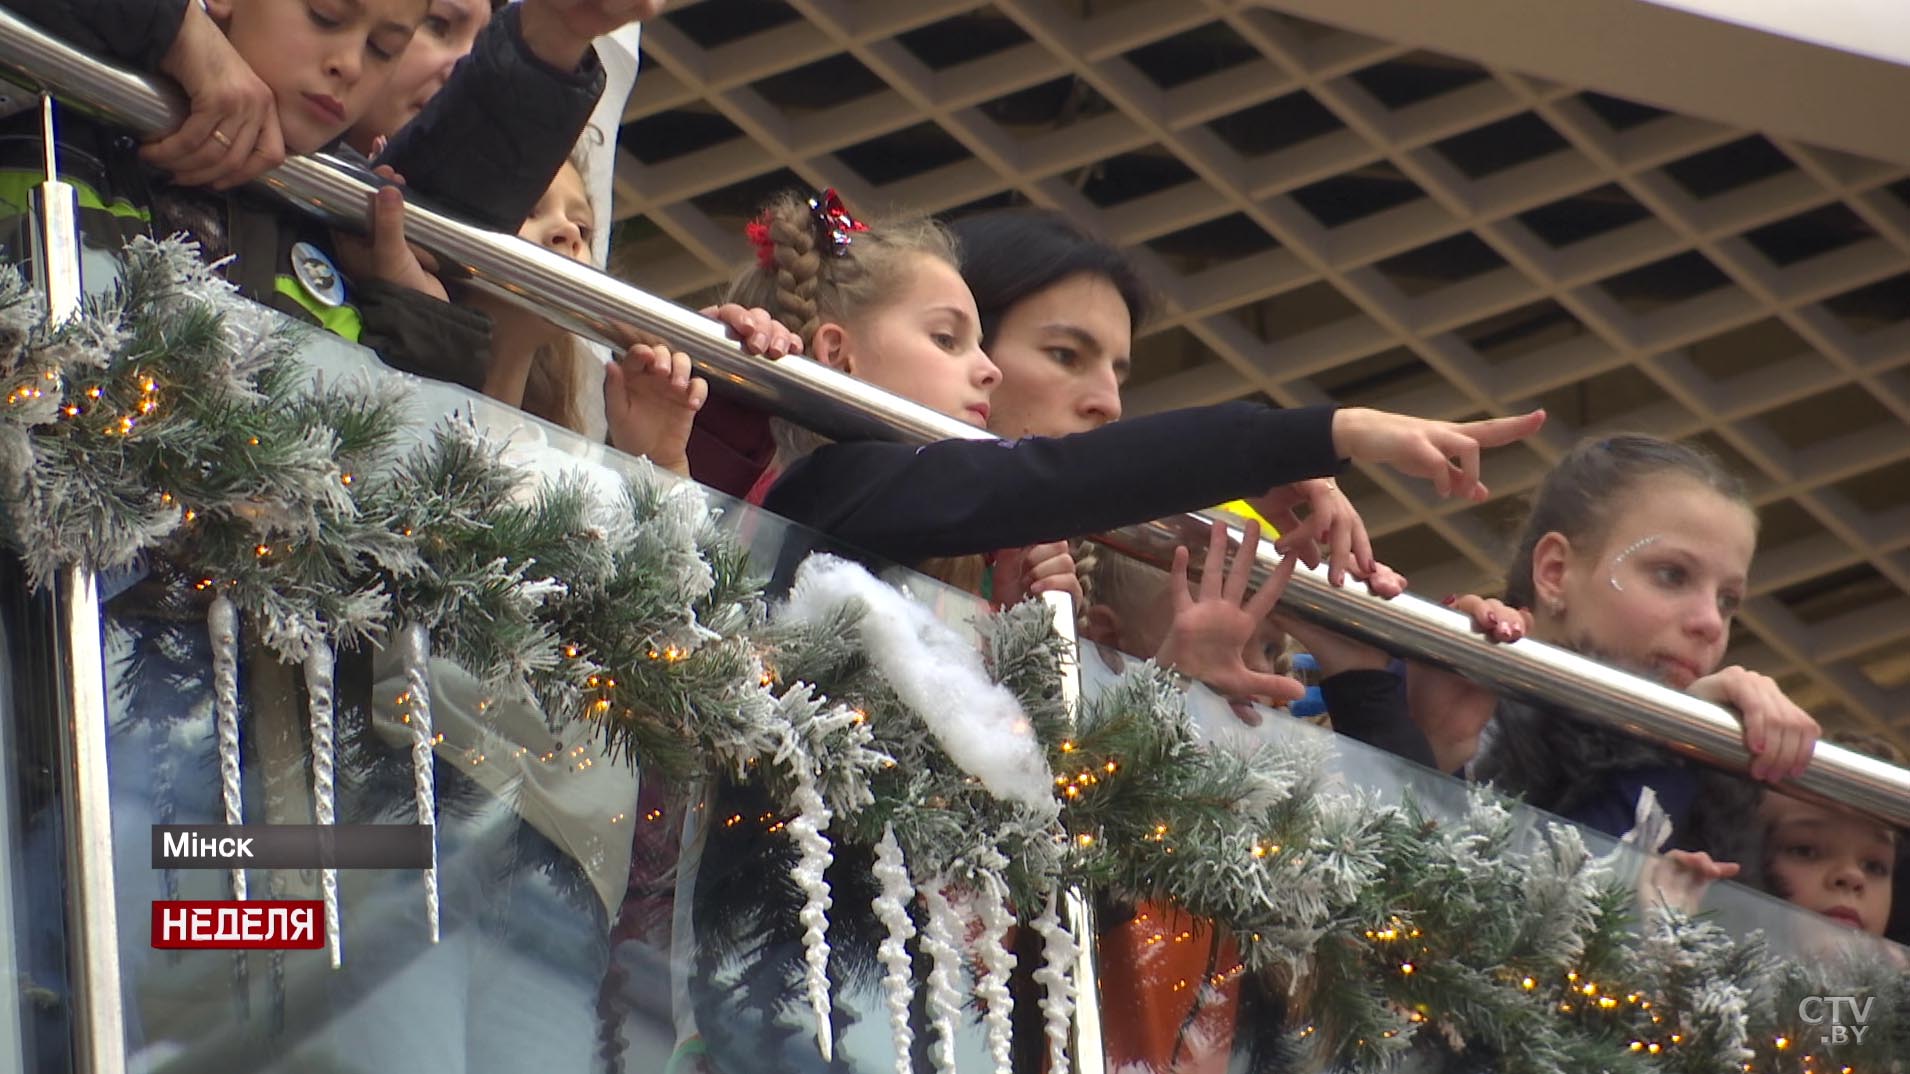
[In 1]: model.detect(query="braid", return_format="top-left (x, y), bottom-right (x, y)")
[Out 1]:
top-left (726, 189), bottom-right (957, 357)
top-left (767, 204), bottom-right (823, 341)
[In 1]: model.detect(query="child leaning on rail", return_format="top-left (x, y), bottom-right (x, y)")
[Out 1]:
top-left (1417, 436), bottom-right (1819, 882)
top-left (1636, 730), bottom-right (1903, 950)
top-left (342, 146), bottom-right (803, 471)
top-left (1759, 730), bottom-right (1903, 940)
top-left (725, 189), bottom-right (1548, 598)
top-left (0, 0), bottom-right (656, 394)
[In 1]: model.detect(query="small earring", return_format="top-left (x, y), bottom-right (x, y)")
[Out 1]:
top-left (1546, 597), bottom-right (1565, 616)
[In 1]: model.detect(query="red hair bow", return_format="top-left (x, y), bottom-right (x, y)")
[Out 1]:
top-left (807, 188), bottom-right (868, 255)
top-left (744, 218), bottom-right (776, 269)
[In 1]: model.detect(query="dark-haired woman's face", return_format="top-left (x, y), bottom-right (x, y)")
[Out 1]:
top-left (985, 272), bottom-right (1130, 438)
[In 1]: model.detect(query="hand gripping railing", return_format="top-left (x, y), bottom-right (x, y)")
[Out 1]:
top-left (3, 9), bottom-right (1908, 830)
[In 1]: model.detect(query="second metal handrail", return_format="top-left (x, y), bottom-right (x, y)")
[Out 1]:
top-left (2, 9), bottom-right (1906, 828)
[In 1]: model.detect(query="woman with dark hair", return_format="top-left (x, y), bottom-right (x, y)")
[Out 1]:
top-left (948, 208), bottom-right (1149, 438)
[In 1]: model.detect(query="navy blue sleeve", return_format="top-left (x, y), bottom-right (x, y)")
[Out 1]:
top-left (762, 402), bottom-right (1343, 563)
top-left (1, 0), bottom-right (189, 72)
top-left (1562, 767), bottom-right (1697, 840)
top-left (1320, 669), bottom-right (1437, 769)
top-left (375, 3), bottom-right (605, 232)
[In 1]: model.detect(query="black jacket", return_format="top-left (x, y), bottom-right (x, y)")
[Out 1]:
top-left (1319, 668), bottom-right (1440, 770)
top-left (1469, 696), bottom-right (1766, 876)
top-left (376, 3), bottom-right (606, 234)
top-left (0, 0), bottom-right (189, 73)
top-left (761, 402), bottom-right (1344, 570)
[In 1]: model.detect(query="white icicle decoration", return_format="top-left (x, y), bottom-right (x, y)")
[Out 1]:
top-left (209, 594), bottom-right (246, 901)
top-left (870, 826), bottom-right (918, 1074)
top-left (919, 883), bottom-right (965, 1074)
top-left (304, 641), bottom-right (342, 968)
top-left (786, 765), bottom-right (836, 1062)
top-left (397, 622), bottom-right (439, 943)
top-left (1030, 889), bottom-right (1079, 1074)
top-left (974, 869), bottom-right (1018, 1074)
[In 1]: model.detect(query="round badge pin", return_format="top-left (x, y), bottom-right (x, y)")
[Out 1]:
top-left (290, 241), bottom-right (346, 308)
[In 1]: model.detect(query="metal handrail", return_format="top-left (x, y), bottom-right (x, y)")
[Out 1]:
top-left (3, 10), bottom-right (1907, 829)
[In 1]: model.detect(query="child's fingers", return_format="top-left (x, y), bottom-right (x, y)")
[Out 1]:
top-left (1223, 519), bottom-right (1262, 603)
top-left (1435, 429), bottom-right (1482, 500)
top-left (686, 376), bottom-right (709, 411)
top-left (1363, 561), bottom-right (1408, 599)
top-left (1199, 521), bottom-right (1228, 602)
top-left (669, 350), bottom-right (693, 391)
top-left (1458, 409), bottom-right (1547, 449)
top-left (1029, 571), bottom-right (1085, 605)
top-left (619, 343), bottom-right (663, 376)
top-left (1271, 511), bottom-right (1324, 569)
top-left (1025, 548), bottom-right (1078, 587)
top-left (1244, 552), bottom-right (1297, 622)
top-left (603, 378), bottom-right (629, 426)
top-left (1348, 512), bottom-right (1376, 575)
top-left (701, 303), bottom-right (781, 355)
top-left (1326, 515), bottom-right (1354, 587)
top-left (370, 187), bottom-right (411, 267)
top-left (1235, 669), bottom-right (1307, 707)
top-left (1168, 545), bottom-right (1193, 613)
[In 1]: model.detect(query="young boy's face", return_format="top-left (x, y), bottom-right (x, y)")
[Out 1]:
top-left (210, 0), bottom-right (428, 154)
top-left (1762, 793), bottom-right (1895, 936)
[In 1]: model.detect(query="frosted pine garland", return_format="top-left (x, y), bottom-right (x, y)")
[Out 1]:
top-left (870, 826), bottom-right (917, 1074)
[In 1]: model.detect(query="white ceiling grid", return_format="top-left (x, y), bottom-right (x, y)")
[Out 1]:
top-left (610, 0), bottom-right (1910, 742)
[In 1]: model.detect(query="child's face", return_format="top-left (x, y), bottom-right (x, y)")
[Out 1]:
top-left (211, 0), bottom-right (427, 154)
top-left (821, 254), bottom-right (1001, 428)
top-left (520, 163), bottom-right (594, 264)
top-left (1537, 476), bottom-right (1755, 688)
top-left (1762, 792), bottom-right (1894, 936)
top-left (348, 0), bottom-right (491, 148)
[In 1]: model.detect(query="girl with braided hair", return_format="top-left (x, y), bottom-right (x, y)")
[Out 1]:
top-left (727, 190), bottom-right (1545, 683)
